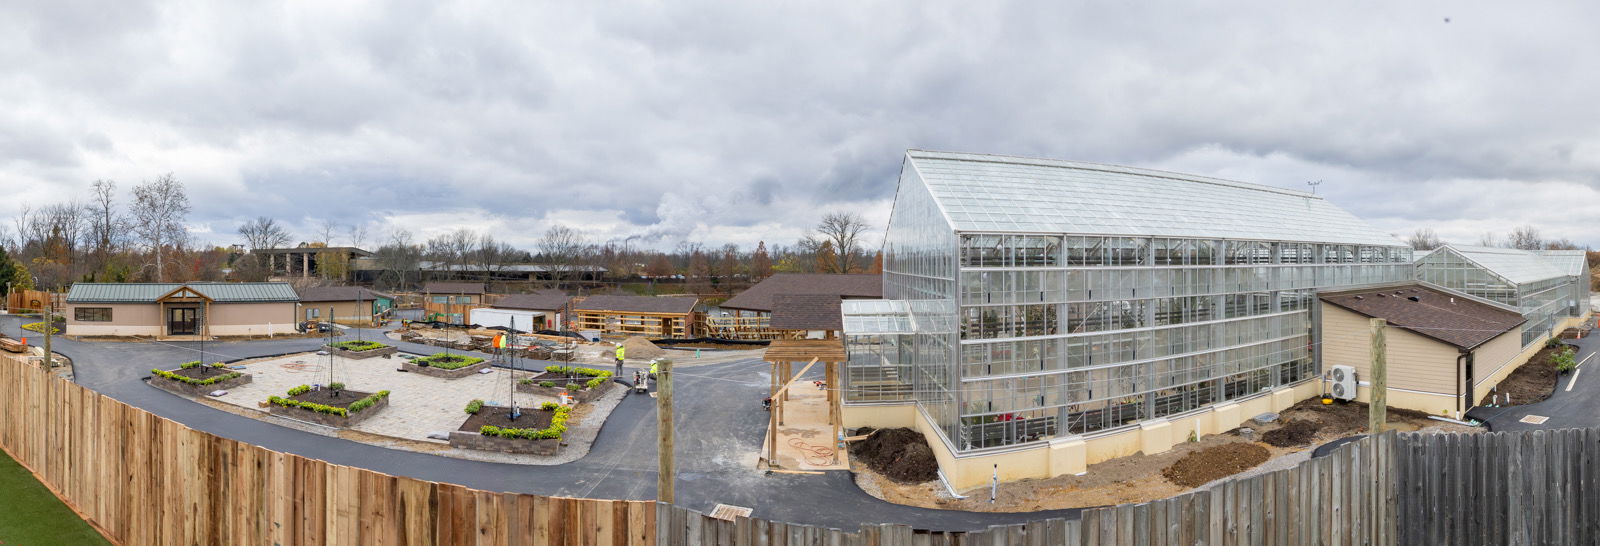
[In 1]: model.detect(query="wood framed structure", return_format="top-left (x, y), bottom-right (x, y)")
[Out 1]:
top-left (421, 282), bottom-right (491, 325)
top-left (763, 339), bottom-right (848, 468)
top-left (571, 295), bottom-right (699, 339)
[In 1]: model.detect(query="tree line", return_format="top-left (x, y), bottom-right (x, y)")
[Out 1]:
top-left (0, 175), bottom-right (881, 294)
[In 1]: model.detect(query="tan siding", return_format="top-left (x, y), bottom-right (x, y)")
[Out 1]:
top-left (1321, 303), bottom-right (1461, 395)
top-left (207, 302), bottom-right (298, 336)
top-left (63, 303), bottom-right (161, 336)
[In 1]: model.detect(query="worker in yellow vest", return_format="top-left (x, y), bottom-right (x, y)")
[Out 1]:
top-left (614, 343), bottom-right (625, 376)
top-left (649, 359), bottom-right (658, 379)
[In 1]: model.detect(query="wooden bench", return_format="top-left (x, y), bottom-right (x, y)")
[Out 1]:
top-left (0, 338), bottom-right (26, 354)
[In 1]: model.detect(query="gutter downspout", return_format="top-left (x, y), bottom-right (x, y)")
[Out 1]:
top-left (1456, 351), bottom-right (1468, 418)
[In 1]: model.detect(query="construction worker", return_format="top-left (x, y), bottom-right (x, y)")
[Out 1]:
top-left (614, 343), bottom-right (625, 377)
top-left (649, 359), bottom-right (658, 380)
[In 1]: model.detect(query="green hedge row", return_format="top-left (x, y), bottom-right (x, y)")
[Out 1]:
top-left (541, 366), bottom-right (613, 390)
top-left (269, 389), bottom-right (390, 417)
top-left (151, 368), bottom-right (243, 386)
top-left (414, 353), bottom-right (485, 370)
top-left (478, 403), bottom-right (571, 441)
top-left (179, 361), bottom-right (227, 370)
top-left (330, 340), bottom-right (390, 352)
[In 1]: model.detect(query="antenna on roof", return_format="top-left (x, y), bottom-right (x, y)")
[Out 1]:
top-left (1306, 180), bottom-right (1323, 195)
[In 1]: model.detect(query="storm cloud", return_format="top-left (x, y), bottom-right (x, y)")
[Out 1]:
top-left (3, 2), bottom-right (1599, 249)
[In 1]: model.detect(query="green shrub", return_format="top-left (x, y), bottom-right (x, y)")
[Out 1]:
top-left (268, 396), bottom-right (347, 416)
top-left (20, 322), bottom-right (60, 335)
top-left (1555, 347), bottom-right (1579, 373)
top-left (329, 382), bottom-right (346, 391)
top-left (565, 383), bottom-right (582, 391)
top-left (152, 368), bottom-right (242, 386)
top-left (465, 399), bottom-right (484, 414)
top-left (414, 353), bottom-right (485, 370)
top-left (180, 361), bottom-right (201, 369)
top-left (286, 385), bottom-right (312, 397)
top-left (540, 401), bottom-right (560, 411)
top-left (346, 390), bottom-right (389, 413)
top-left (539, 381), bottom-right (555, 388)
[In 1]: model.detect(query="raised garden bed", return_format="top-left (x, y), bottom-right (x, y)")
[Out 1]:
top-left (325, 340), bottom-right (398, 360)
top-left (516, 365), bottom-right (614, 403)
top-left (401, 353), bottom-right (491, 379)
top-left (266, 384), bottom-right (390, 427)
top-left (149, 361), bottom-right (253, 397)
top-left (448, 401), bottom-right (568, 455)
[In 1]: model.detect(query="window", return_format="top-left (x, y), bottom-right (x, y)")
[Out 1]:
top-left (431, 296), bottom-right (449, 304)
top-left (455, 296), bottom-right (473, 304)
top-left (307, 308), bottom-right (320, 319)
top-left (75, 307), bottom-right (112, 322)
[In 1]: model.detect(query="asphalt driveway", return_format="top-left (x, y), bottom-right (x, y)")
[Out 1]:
top-left (1474, 333), bottom-right (1600, 432)
top-left (0, 314), bottom-right (1081, 531)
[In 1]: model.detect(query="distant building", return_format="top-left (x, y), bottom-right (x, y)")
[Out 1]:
top-left (64, 282), bottom-right (299, 339)
top-left (571, 295), bottom-right (699, 339)
top-left (1414, 245), bottom-right (1590, 346)
top-left (471, 290), bottom-right (571, 331)
top-left (251, 246), bottom-right (372, 278)
top-left (422, 282), bottom-right (490, 325)
top-left (711, 273), bottom-right (881, 339)
top-left (296, 286), bottom-right (395, 327)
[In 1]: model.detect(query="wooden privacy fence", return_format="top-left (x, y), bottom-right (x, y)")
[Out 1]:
top-left (0, 354), bottom-right (653, 545)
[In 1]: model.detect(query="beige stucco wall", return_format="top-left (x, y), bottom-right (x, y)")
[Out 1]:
top-left (842, 380), bottom-right (1321, 491)
top-left (206, 302), bottom-right (298, 336)
top-left (63, 303), bottom-right (161, 337)
top-left (301, 300), bottom-right (378, 326)
top-left (1321, 303), bottom-right (1463, 398)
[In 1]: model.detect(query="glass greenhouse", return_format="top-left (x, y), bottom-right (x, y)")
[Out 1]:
top-left (1415, 246), bottom-right (1590, 346)
top-left (843, 150), bottom-right (1414, 453)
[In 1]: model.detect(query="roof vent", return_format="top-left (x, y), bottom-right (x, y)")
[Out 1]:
top-left (1377, 293), bottom-right (1388, 298)
top-left (1408, 296), bottom-right (1420, 302)
top-left (1353, 295), bottom-right (1364, 300)
top-left (1450, 297), bottom-right (1456, 304)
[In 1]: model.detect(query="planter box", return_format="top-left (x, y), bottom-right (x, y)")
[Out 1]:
top-left (326, 344), bottom-right (399, 360)
top-left (401, 359), bottom-right (491, 379)
top-left (448, 430), bottom-right (560, 455)
top-left (149, 372), bottom-right (253, 397)
top-left (517, 377), bottom-right (614, 403)
top-left (267, 394), bottom-right (389, 428)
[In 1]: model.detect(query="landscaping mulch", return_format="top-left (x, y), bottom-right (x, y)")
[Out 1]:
top-left (289, 388), bottom-right (376, 409)
top-left (1480, 344), bottom-right (1564, 407)
top-left (459, 405), bottom-right (556, 432)
top-left (1162, 443), bottom-right (1270, 488)
top-left (849, 427), bottom-right (939, 484)
top-left (1261, 419), bottom-right (1319, 447)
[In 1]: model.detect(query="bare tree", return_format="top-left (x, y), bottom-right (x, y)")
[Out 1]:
top-left (129, 173), bottom-right (191, 282)
top-left (1477, 232), bottom-right (1499, 248)
top-left (236, 217), bottom-right (291, 281)
top-left (86, 180), bottom-right (123, 272)
top-left (537, 226), bottom-right (585, 289)
top-left (347, 224), bottom-right (369, 250)
top-left (374, 229), bottom-right (422, 290)
top-left (810, 212), bottom-right (869, 273)
top-left (751, 241), bottom-right (774, 279)
top-left (1507, 225), bottom-right (1543, 250)
top-left (317, 219), bottom-right (341, 246)
top-left (424, 229), bottom-right (477, 280)
top-left (1544, 238), bottom-right (1585, 251)
top-left (1406, 228), bottom-right (1441, 251)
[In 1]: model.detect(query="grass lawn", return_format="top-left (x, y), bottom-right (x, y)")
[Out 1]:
top-left (0, 449), bottom-right (110, 545)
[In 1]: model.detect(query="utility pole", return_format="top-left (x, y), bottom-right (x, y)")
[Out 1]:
top-left (1369, 318), bottom-right (1388, 546)
top-left (657, 358), bottom-right (674, 504)
top-left (42, 290), bottom-right (53, 369)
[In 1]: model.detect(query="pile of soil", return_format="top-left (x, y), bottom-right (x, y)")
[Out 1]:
top-left (1161, 443), bottom-right (1270, 488)
top-left (458, 405), bottom-right (557, 432)
top-left (849, 428), bottom-right (939, 484)
top-left (1481, 344), bottom-right (1565, 407)
top-left (1261, 419), bottom-right (1319, 447)
top-left (289, 388), bottom-right (376, 409)
top-left (621, 336), bottom-right (667, 360)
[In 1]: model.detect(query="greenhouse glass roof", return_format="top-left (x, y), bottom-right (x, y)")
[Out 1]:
top-left (1436, 245), bottom-right (1570, 285)
top-left (1534, 250), bottom-right (1589, 277)
top-left (905, 150), bottom-right (1404, 246)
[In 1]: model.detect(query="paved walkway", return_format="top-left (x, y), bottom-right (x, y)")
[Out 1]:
top-left (1477, 334), bottom-right (1600, 433)
top-left (1, 315), bottom-right (1082, 532)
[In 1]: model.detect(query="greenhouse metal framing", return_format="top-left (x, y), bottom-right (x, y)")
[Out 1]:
top-left (842, 150), bottom-right (1414, 455)
top-left (1414, 245), bottom-right (1590, 347)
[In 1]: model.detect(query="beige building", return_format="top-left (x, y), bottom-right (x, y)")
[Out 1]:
top-left (296, 286), bottom-right (396, 327)
top-left (1319, 283), bottom-right (1531, 417)
top-left (64, 283), bottom-right (300, 339)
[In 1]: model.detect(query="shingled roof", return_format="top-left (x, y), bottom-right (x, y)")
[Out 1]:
top-left (769, 294), bottom-right (844, 331)
top-left (493, 290), bottom-right (571, 311)
top-left (1320, 284), bottom-right (1525, 350)
top-left (720, 274), bottom-right (882, 312)
top-left (574, 295), bottom-right (698, 314)
top-left (296, 286), bottom-right (394, 303)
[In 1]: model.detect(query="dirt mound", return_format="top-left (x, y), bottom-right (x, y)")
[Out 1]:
top-left (1480, 344), bottom-right (1563, 407)
top-left (1161, 443), bottom-right (1270, 488)
top-left (1261, 419), bottom-right (1319, 447)
top-left (621, 336), bottom-right (667, 360)
top-left (850, 427), bottom-right (939, 484)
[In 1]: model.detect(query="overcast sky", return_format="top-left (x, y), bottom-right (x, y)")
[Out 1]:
top-left (4, 2), bottom-right (1599, 251)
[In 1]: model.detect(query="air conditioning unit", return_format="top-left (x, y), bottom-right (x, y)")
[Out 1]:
top-left (1329, 365), bottom-right (1358, 401)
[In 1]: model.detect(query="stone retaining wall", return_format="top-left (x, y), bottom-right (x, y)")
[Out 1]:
top-left (448, 430), bottom-right (560, 455)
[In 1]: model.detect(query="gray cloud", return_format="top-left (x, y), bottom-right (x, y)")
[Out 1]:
top-left (3, 2), bottom-right (1600, 250)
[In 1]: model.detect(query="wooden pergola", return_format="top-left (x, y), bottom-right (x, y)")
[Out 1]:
top-left (763, 339), bottom-right (847, 468)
